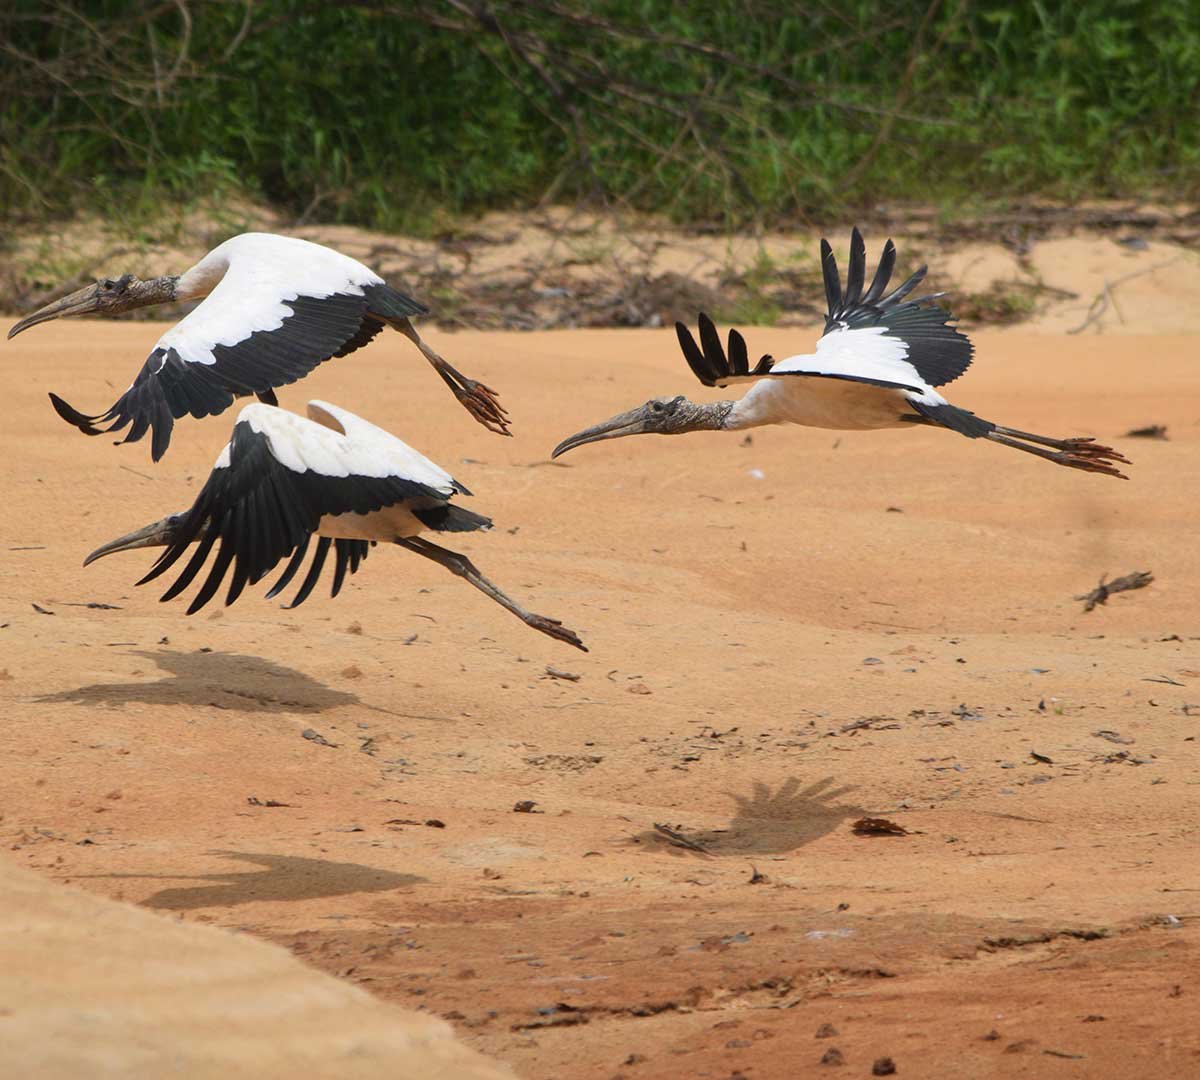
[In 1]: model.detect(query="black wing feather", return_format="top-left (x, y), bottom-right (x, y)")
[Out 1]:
top-left (821, 230), bottom-right (973, 388)
top-left (286, 537), bottom-right (332, 609)
top-left (48, 280), bottom-right (429, 462)
top-left (862, 239), bottom-right (896, 305)
top-left (844, 227), bottom-right (866, 308)
top-left (265, 534), bottom-right (311, 599)
top-left (820, 239), bottom-right (842, 316)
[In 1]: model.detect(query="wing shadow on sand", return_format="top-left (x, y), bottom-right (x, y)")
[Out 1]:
top-left (36, 648), bottom-right (358, 714)
top-left (637, 777), bottom-right (866, 856)
top-left (76, 850), bottom-right (425, 911)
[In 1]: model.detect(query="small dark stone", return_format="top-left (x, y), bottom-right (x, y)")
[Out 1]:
top-left (815, 1023), bottom-right (839, 1039)
top-left (819, 1046), bottom-right (845, 1066)
top-left (301, 727), bottom-right (335, 747)
top-left (872, 1057), bottom-right (897, 1076)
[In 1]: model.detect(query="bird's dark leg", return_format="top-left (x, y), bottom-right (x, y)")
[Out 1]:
top-left (902, 409), bottom-right (1129, 479)
top-left (395, 537), bottom-right (585, 650)
top-left (392, 318), bottom-right (511, 436)
top-left (985, 430), bottom-right (1129, 478)
top-left (991, 424), bottom-right (1130, 458)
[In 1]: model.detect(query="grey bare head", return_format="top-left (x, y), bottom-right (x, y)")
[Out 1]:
top-left (8, 273), bottom-right (177, 339)
top-left (83, 512), bottom-right (188, 567)
top-left (551, 395), bottom-right (729, 459)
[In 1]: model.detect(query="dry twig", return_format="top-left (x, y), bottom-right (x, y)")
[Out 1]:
top-left (1075, 571), bottom-right (1154, 613)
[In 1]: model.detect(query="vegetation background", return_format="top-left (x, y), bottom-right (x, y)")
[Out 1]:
top-left (3, 0), bottom-right (1198, 234)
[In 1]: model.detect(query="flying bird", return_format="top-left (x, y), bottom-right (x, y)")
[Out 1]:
top-left (552, 229), bottom-right (1129, 479)
top-left (84, 400), bottom-right (584, 651)
top-left (8, 232), bottom-right (509, 460)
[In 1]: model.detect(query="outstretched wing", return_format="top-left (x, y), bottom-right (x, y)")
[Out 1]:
top-left (675, 313), bottom-right (921, 394)
top-left (819, 227), bottom-right (973, 388)
top-left (50, 234), bottom-right (427, 461)
top-left (137, 402), bottom-right (464, 614)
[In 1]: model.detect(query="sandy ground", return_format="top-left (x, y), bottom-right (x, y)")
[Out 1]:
top-left (1, 312), bottom-right (1198, 1078)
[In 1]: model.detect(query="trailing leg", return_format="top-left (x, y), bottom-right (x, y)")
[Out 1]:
top-left (985, 431), bottom-right (1129, 478)
top-left (392, 318), bottom-right (510, 436)
top-left (396, 537), bottom-right (585, 650)
top-left (908, 400), bottom-right (1129, 479)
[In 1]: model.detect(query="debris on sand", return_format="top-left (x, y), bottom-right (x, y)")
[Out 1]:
top-left (513, 800), bottom-right (542, 813)
top-left (652, 822), bottom-right (711, 854)
top-left (840, 717), bottom-right (901, 734)
top-left (815, 1023), bottom-right (839, 1039)
top-left (873, 1058), bottom-right (898, 1076)
top-left (1123, 424), bottom-right (1168, 439)
top-left (1075, 570), bottom-right (1153, 612)
top-left (247, 797), bottom-right (293, 807)
top-left (301, 728), bottom-right (337, 747)
top-left (852, 817), bottom-right (909, 837)
top-left (819, 1046), bottom-right (845, 1066)
top-left (544, 665), bottom-right (582, 681)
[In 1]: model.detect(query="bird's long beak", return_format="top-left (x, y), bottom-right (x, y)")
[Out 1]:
top-left (7, 282), bottom-right (106, 339)
top-left (84, 514), bottom-right (182, 567)
top-left (551, 404), bottom-right (656, 459)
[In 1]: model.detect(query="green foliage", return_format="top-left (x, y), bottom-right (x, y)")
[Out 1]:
top-left (1, 0), bottom-right (1198, 229)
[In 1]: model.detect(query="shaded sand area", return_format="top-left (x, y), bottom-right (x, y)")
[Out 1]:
top-left (1, 317), bottom-right (1197, 1077)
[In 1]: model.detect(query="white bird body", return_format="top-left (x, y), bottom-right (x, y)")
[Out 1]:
top-left (84, 401), bottom-right (585, 650)
top-left (10, 232), bottom-right (510, 460)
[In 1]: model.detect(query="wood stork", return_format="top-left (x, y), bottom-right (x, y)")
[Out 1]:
top-left (552, 229), bottom-right (1129, 479)
top-left (83, 399), bottom-right (585, 651)
top-left (7, 233), bottom-right (509, 461)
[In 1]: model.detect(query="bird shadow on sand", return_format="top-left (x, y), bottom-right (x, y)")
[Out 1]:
top-left (36, 648), bottom-right (358, 714)
top-left (75, 850), bottom-right (425, 911)
top-left (638, 777), bottom-right (866, 857)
